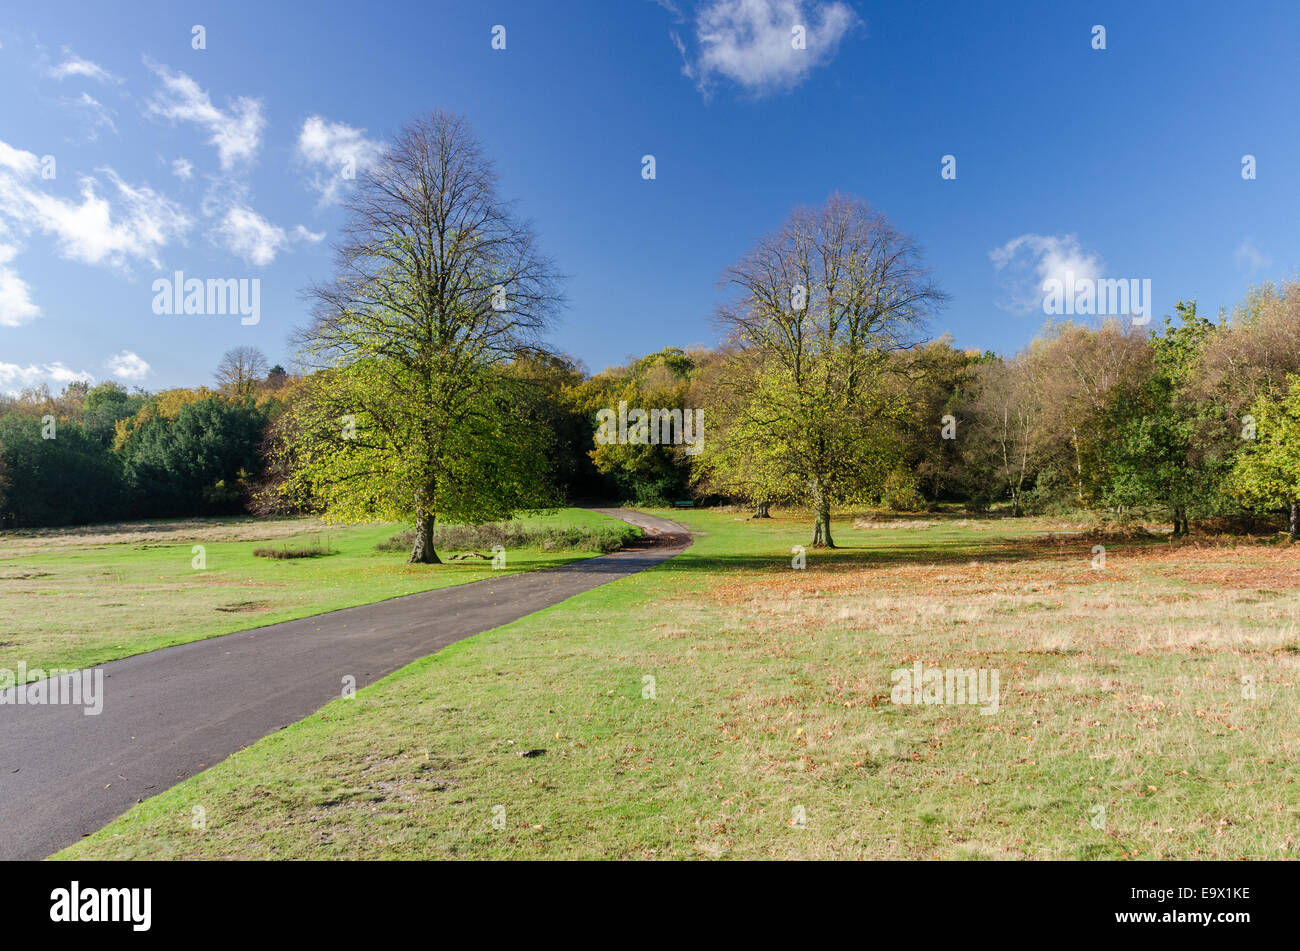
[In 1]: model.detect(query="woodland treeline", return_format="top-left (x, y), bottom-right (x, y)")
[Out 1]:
top-left (3, 283), bottom-right (1299, 537)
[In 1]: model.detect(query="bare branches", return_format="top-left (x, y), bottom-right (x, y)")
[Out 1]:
top-left (716, 194), bottom-right (946, 381)
top-left (297, 110), bottom-right (564, 378)
top-left (214, 346), bottom-right (269, 398)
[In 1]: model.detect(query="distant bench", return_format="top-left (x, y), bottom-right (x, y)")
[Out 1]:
top-left (672, 500), bottom-right (695, 508)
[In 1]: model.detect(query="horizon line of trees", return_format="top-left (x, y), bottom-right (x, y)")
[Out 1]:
top-left (4, 280), bottom-right (1300, 541)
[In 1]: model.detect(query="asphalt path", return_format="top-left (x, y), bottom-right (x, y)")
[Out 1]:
top-left (0, 509), bottom-right (690, 860)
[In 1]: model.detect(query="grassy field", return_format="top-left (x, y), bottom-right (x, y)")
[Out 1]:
top-left (0, 507), bottom-right (632, 677)
top-left (57, 507), bottom-right (1300, 860)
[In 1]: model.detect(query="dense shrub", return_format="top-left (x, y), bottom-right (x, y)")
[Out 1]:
top-left (376, 520), bottom-right (641, 554)
top-left (880, 468), bottom-right (926, 512)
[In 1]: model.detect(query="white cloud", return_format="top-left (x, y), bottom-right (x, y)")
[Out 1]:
top-left (47, 47), bottom-right (121, 84)
top-left (106, 350), bottom-right (150, 381)
top-left (214, 205), bottom-right (287, 266)
top-left (0, 243), bottom-right (40, 327)
top-left (47, 363), bottom-right (92, 384)
top-left (146, 61), bottom-right (265, 170)
top-left (0, 141), bottom-right (41, 177)
top-left (0, 361), bottom-right (94, 395)
top-left (293, 224), bottom-right (325, 243)
top-left (677, 0), bottom-right (859, 97)
top-left (990, 233), bottom-right (1103, 314)
top-left (171, 158), bottom-right (194, 180)
top-left (1234, 238), bottom-right (1271, 274)
top-left (0, 138), bottom-right (190, 270)
top-left (295, 115), bottom-right (384, 203)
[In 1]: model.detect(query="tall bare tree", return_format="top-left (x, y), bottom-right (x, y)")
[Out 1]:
top-left (713, 194), bottom-right (946, 546)
top-left (278, 111), bottom-right (563, 563)
top-left (215, 346), bottom-right (269, 398)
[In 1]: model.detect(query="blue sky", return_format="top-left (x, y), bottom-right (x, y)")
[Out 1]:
top-left (1, 0), bottom-right (1297, 394)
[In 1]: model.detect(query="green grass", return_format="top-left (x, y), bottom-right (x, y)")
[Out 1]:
top-left (56, 507), bottom-right (1300, 860)
top-left (0, 507), bottom-right (632, 677)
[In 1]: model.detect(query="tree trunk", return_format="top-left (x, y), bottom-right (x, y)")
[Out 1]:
top-left (1290, 501), bottom-right (1298, 541)
top-left (752, 501), bottom-right (771, 519)
top-left (408, 504), bottom-right (441, 564)
top-left (1172, 505), bottom-right (1187, 537)
top-left (1071, 427), bottom-right (1084, 504)
top-left (810, 485), bottom-right (834, 548)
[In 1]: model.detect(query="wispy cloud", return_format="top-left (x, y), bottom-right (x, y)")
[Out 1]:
top-left (46, 47), bottom-right (121, 84)
top-left (171, 158), bottom-right (194, 180)
top-left (990, 233), bottom-right (1103, 314)
top-left (209, 203), bottom-right (323, 266)
top-left (295, 116), bottom-right (384, 203)
top-left (1234, 238), bottom-right (1271, 275)
top-left (145, 61), bottom-right (265, 170)
top-left (648, 0), bottom-right (687, 21)
top-left (70, 92), bottom-right (118, 141)
top-left (672, 0), bottom-right (860, 97)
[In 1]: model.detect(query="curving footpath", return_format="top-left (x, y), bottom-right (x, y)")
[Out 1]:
top-left (0, 509), bottom-right (690, 860)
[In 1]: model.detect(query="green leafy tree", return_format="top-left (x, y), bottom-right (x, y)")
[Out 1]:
top-left (892, 336), bottom-right (986, 503)
top-left (713, 194), bottom-right (945, 546)
top-left (81, 382), bottom-right (145, 447)
top-left (276, 111), bottom-right (563, 563)
top-left (502, 352), bottom-right (597, 502)
top-left (1103, 304), bottom-right (1217, 533)
top-left (690, 346), bottom-right (802, 516)
top-left (1228, 374), bottom-right (1300, 538)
